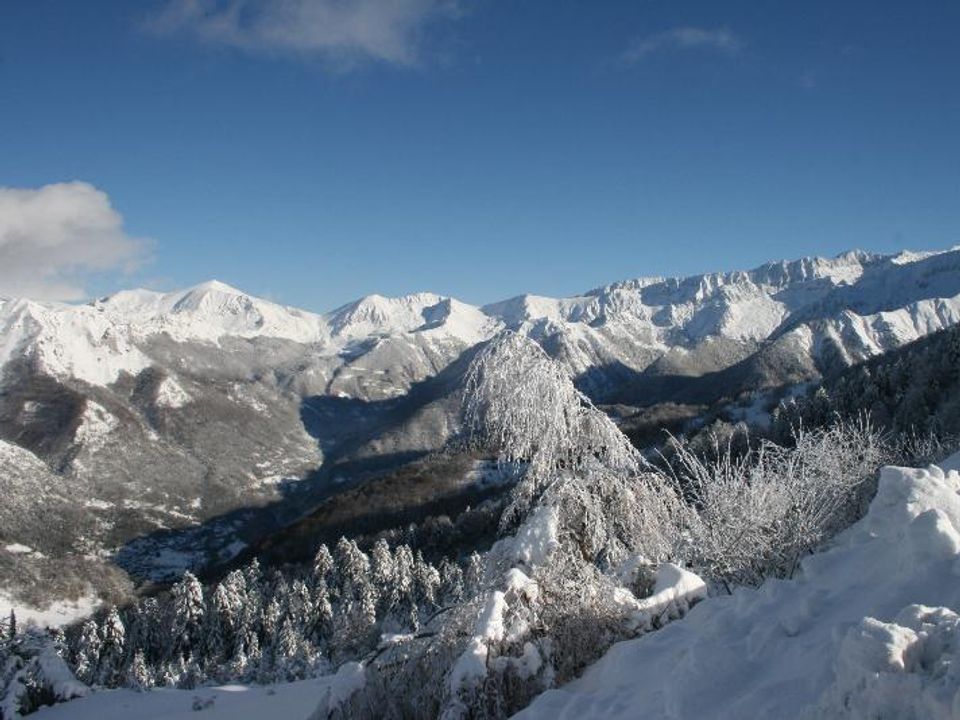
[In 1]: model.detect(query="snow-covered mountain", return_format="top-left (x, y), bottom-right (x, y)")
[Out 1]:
top-left (2, 246), bottom-right (960, 615)
top-left (4, 247), bottom-right (959, 399)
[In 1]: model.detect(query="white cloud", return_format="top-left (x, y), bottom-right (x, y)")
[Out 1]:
top-left (0, 182), bottom-right (148, 301)
top-left (148, 0), bottom-right (461, 68)
top-left (623, 27), bottom-right (742, 63)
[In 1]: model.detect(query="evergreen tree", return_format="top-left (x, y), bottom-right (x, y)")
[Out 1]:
top-left (125, 649), bottom-right (152, 690)
top-left (72, 619), bottom-right (101, 685)
top-left (96, 607), bottom-right (126, 687)
top-left (169, 571), bottom-right (204, 661)
top-left (439, 558), bottom-right (465, 606)
top-left (464, 551), bottom-right (486, 599)
top-left (413, 551), bottom-right (442, 616)
top-left (332, 537), bottom-right (378, 656)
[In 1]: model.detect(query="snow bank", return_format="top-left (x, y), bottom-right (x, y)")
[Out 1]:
top-left (516, 452), bottom-right (960, 719)
top-left (32, 672), bottom-right (358, 720)
top-left (805, 604), bottom-right (960, 719)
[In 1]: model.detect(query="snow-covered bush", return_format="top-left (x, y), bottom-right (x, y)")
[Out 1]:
top-left (1, 629), bottom-right (87, 719)
top-left (663, 417), bottom-right (891, 586)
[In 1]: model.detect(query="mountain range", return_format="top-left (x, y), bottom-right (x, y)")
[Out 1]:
top-left (2, 246), bottom-right (960, 617)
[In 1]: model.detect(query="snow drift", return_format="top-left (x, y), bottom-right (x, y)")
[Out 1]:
top-left (516, 451), bottom-right (960, 719)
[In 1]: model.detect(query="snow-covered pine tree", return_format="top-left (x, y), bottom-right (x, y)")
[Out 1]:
top-left (211, 570), bottom-right (247, 648)
top-left (413, 551), bottom-right (441, 617)
top-left (71, 619), bottom-right (101, 686)
top-left (169, 572), bottom-right (205, 663)
top-left (124, 649), bottom-right (152, 691)
top-left (369, 539), bottom-right (396, 620)
top-left (463, 551), bottom-right (486, 599)
top-left (96, 607), bottom-right (126, 687)
top-left (391, 543), bottom-right (417, 632)
top-left (439, 558), bottom-right (465, 606)
top-left (332, 538), bottom-right (378, 658)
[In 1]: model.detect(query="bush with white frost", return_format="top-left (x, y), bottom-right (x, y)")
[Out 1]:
top-left (661, 417), bottom-right (891, 586)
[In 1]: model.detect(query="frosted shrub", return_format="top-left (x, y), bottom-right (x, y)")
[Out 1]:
top-left (663, 417), bottom-right (891, 586)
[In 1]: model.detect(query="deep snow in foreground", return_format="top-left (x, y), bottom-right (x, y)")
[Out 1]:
top-left (32, 663), bottom-right (364, 720)
top-left (516, 452), bottom-right (960, 719)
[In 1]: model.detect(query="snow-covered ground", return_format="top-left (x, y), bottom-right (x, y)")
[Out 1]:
top-left (32, 664), bottom-right (365, 720)
top-left (516, 451), bottom-right (960, 719)
top-left (0, 590), bottom-right (100, 629)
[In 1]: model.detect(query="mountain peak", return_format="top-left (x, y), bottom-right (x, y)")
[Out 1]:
top-left (184, 279), bottom-right (246, 296)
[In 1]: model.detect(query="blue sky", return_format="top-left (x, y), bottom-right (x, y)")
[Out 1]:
top-left (1, 0), bottom-right (959, 309)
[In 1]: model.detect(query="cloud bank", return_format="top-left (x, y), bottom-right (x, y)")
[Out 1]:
top-left (0, 182), bottom-right (148, 301)
top-left (623, 27), bottom-right (742, 63)
top-left (149, 0), bottom-right (461, 68)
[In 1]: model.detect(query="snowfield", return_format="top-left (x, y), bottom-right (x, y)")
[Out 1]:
top-left (516, 451), bottom-right (960, 719)
top-left (32, 663), bottom-right (365, 720)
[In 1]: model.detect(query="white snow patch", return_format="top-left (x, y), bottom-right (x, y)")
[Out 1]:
top-left (0, 589), bottom-right (99, 629)
top-left (32, 671), bottom-right (362, 720)
top-left (632, 563), bottom-right (708, 631)
top-left (74, 401), bottom-right (118, 450)
top-left (509, 503), bottom-right (560, 569)
top-left (4, 543), bottom-right (34, 555)
top-left (156, 376), bottom-right (191, 408)
top-left (83, 498), bottom-right (114, 510)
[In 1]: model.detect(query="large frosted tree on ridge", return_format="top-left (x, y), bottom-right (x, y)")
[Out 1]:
top-left (464, 331), bottom-right (683, 565)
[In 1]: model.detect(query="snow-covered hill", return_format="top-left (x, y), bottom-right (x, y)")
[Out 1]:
top-left (516, 452), bottom-right (960, 719)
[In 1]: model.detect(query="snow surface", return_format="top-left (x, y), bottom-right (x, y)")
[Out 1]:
top-left (32, 663), bottom-right (365, 720)
top-left (515, 452), bottom-right (960, 719)
top-left (74, 400), bottom-right (119, 450)
top-left (0, 589), bottom-right (100, 629)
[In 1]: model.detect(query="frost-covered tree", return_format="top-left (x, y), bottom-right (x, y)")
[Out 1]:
top-left (439, 558), bottom-right (465, 606)
top-left (1, 630), bottom-right (87, 718)
top-left (124, 649), bottom-right (152, 691)
top-left (662, 417), bottom-right (891, 585)
top-left (464, 551), bottom-right (486, 599)
top-left (413, 551), bottom-right (441, 614)
top-left (71, 619), bottom-right (100, 686)
top-left (96, 607), bottom-right (126, 687)
top-left (369, 539), bottom-right (396, 616)
top-left (169, 572), bottom-right (204, 662)
top-left (332, 538), bottom-right (378, 657)
top-left (465, 331), bottom-right (683, 565)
